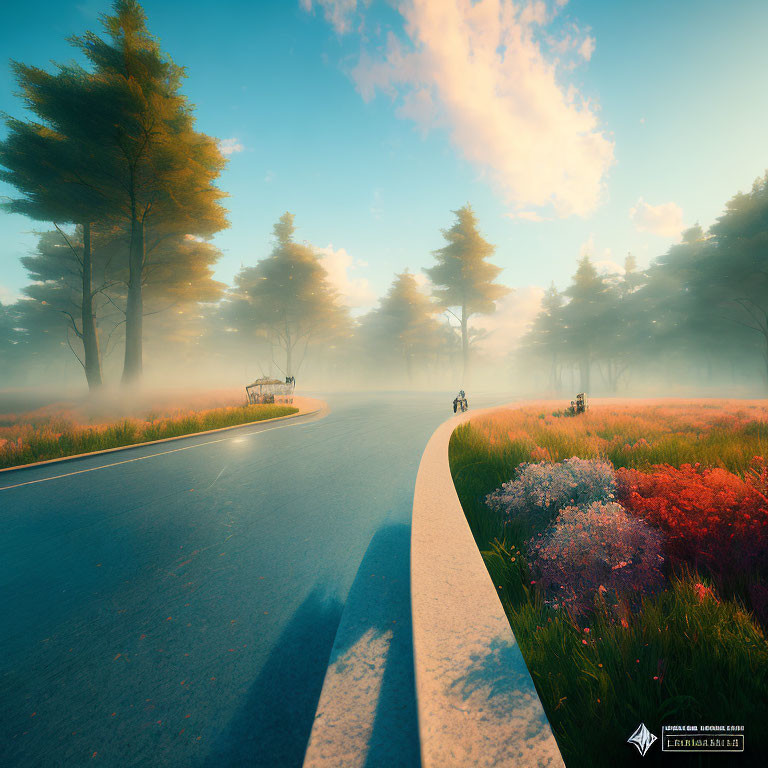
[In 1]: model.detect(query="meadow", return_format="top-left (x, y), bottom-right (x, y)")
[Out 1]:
top-left (450, 401), bottom-right (768, 767)
top-left (0, 390), bottom-right (297, 469)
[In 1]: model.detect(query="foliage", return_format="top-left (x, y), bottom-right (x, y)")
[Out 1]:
top-left (451, 403), bottom-right (768, 767)
top-left (425, 204), bottom-right (509, 377)
top-left (486, 456), bottom-right (616, 534)
top-left (228, 213), bottom-right (350, 377)
top-left (528, 501), bottom-right (665, 617)
top-left (0, 0), bottom-right (228, 387)
top-left (617, 462), bottom-right (768, 581)
top-left (357, 271), bottom-right (443, 380)
top-left (505, 576), bottom-right (768, 768)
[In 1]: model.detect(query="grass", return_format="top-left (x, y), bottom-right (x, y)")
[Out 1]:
top-left (450, 401), bottom-right (768, 767)
top-left (0, 402), bottom-right (297, 469)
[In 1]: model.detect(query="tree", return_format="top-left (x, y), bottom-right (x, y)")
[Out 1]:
top-left (704, 173), bottom-right (768, 384)
top-left (521, 283), bottom-right (566, 392)
top-left (19, 228), bottom-right (123, 380)
top-left (561, 256), bottom-right (611, 392)
top-left (229, 213), bottom-right (350, 377)
top-left (0, 96), bottom-right (116, 389)
top-left (358, 271), bottom-right (443, 381)
top-left (2, 1), bottom-right (228, 387)
top-left (426, 204), bottom-right (509, 382)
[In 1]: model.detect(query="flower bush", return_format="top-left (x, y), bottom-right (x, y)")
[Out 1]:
top-left (616, 463), bottom-right (768, 578)
top-left (486, 456), bottom-right (616, 533)
top-left (527, 501), bottom-right (665, 617)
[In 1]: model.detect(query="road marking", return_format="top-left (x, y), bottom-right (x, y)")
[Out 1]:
top-left (0, 416), bottom-right (322, 493)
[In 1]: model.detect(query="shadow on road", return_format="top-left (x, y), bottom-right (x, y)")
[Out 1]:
top-left (205, 583), bottom-right (343, 768)
top-left (305, 523), bottom-right (421, 768)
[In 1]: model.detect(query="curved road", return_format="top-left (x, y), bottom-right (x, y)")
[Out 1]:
top-left (0, 392), bottom-right (497, 767)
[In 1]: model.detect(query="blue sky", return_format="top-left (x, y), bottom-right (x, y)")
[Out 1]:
top-left (2, 0), bottom-right (768, 320)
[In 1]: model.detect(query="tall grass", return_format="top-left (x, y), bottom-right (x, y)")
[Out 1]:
top-left (0, 403), bottom-right (297, 469)
top-left (450, 401), bottom-right (768, 766)
top-left (470, 401), bottom-right (768, 474)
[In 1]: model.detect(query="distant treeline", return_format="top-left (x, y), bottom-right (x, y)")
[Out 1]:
top-left (520, 173), bottom-right (768, 396)
top-left (1, 2), bottom-right (767, 396)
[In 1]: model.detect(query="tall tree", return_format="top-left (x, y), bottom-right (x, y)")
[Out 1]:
top-left (359, 271), bottom-right (443, 381)
top-left (522, 283), bottom-right (566, 392)
top-left (562, 256), bottom-right (611, 392)
top-left (426, 204), bottom-right (509, 382)
top-left (19, 228), bottom-right (122, 380)
top-left (3, 1), bottom-right (228, 387)
top-left (0, 101), bottom-right (115, 389)
top-left (704, 173), bottom-right (768, 384)
top-left (74, 0), bottom-right (228, 385)
top-left (229, 213), bottom-right (349, 377)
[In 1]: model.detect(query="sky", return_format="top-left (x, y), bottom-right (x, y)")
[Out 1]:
top-left (2, 0), bottom-right (768, 333)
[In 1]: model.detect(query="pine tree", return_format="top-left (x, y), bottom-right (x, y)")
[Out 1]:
top-left (229, 213), bottom-right (349, 377)
top-left (426, 204), bottom-right (509, 382)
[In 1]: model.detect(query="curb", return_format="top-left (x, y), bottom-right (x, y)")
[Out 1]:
top-left (410, 405), bottom-right (565, 768)
top-left (0, 398), bottom-right (328, 474)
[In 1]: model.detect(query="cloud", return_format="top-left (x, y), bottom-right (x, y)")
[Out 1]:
top-left (316, 244), bottom-right (377, 310)
top-left (505, 210), bottom-right (549, 222)
top-left (0, 283), bottom-right (21, 305)
top-left (348, 0), bottom-right (613, 217)
top-left (578, 234), bottom-right (618, 273)
top-left (629, 198), bottom-right (684, 238)
top-left (219, 138), bottom-right (244, 156)
top-left (470, 285), bottom-right (544, 357)
top-left (300, 0), bottom-right (362, 34)
top-left (578, 35), bottom-right (595, 61)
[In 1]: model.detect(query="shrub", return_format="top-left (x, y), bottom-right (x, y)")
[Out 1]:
top-left (528, 501), bottom-right (665, 617)
top-left (486, 457), bottom-right (616, 533)
top-left (616, 463), bottom-right (768, 579)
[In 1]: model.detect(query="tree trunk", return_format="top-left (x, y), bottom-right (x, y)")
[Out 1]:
top-left (286, 336), bottom-right (293, 378)
top-left (461, 304), bottom-right (469, 384)
top-left (121, 213), bottom-right (144, 387)
top-left (81, 222), bottom-right (103, 392)
top-left (579, 358), bottom-right (591, 392)
top-left (763, 335), bottom-right (768, 391)
top-left (404, 348), bottom-right (413, 382)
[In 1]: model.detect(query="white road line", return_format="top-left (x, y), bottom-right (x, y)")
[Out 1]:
top-left (0, 417), bottom-right (321, 493)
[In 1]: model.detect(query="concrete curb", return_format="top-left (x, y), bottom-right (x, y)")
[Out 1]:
top-left (0, 397), bottom-right (328, 474)
top-left (410, 405), bottom-right (565, 768)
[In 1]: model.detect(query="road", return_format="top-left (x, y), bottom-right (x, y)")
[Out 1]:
top-left (0, 392), bottom-right (496, 767)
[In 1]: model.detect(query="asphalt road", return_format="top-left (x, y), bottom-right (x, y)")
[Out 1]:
top-left (0, 392), bottom-right (496, 768)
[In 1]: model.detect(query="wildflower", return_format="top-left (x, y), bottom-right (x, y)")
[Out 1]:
top-left (487, 457), bottom-right (616, 532)
top-left (528, 502), bottom-right (665, 617)
top-left (693, 582), bottom-right (718, 604)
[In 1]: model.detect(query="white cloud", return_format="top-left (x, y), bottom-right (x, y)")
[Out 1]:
top-left (316, 244), bottom-right (377, 310)
top-left (629, 198), bottom-right (684, 238)
top-left (300, 0), bottom-right (362, 34)
top-left (219, 137), bottom-right (244, 156)
top-left (578, 235), bottom-right (618, 274)
top-left (578, 35), bottom-right (595, 61)
top-left (0, 284), bottom-right (21, 305)
top-left (505, 210), bottom-right (549, 222)
top-left (593, 258), bottom-right (624, 276)
top-left (470, 286), bottom-right (544, 357)
top-left (348, 0), bottom-right (614, 217)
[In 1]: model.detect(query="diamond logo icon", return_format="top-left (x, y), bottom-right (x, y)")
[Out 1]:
top-left (628, 723), bottom-right (658, 756)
